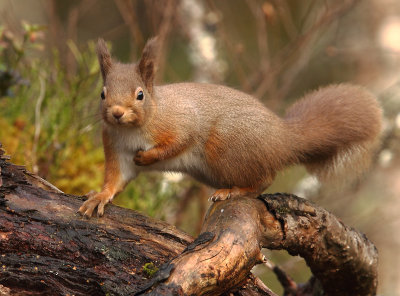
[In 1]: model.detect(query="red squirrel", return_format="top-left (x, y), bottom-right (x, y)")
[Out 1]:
top-left (78, 37), bottom-right (382, 217)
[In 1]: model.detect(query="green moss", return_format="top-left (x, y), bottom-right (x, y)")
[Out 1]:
top-left (142, 262), bottom-right (158, 278)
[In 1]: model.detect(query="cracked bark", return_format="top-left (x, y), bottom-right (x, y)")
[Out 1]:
top-left (0, 144), bottom-right (378, 296)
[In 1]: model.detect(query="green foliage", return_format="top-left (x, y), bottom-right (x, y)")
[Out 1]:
top-left (0, 21), bottom-right (103, 194)
top-left (114, 173), bottom-right (184, 220)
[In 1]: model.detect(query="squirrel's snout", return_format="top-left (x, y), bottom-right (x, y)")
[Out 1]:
top-left (111, 106), bottom-right (125, 120)
top-left (105, 105), bottom-right (140, 126)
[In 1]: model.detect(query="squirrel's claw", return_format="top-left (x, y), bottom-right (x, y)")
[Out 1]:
top-left (78, 192), bottom-right (111, 218)
top-left (133, 150), bottom-right (146, 166)
top-left (209, 187), bottom-right (259, 202)
top-left (134, 149), bottom-right (158, 166)
top-left (209, 189), bottom-right (232, 202)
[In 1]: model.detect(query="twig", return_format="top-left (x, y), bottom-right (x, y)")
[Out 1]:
top-left (254, 0), bottom-right (360, 104)
top-left (271, 0), bottom-right (298, 39)
top-left (25, 172), bottom-right (64, 194)
top-left (246, 0), bottom-right (270, 69)
top-left (205, 1), bottom-right (251, 89)
top-left (262, 256), bottom-right (298, 294)
top-left (114, 0), bottom-right (144, 59)
top-left (32, 75), bottom-right (46, 174)
top-left (253, 276), bottom-right (279, 296)
top-left (275, 0), bottom-right (360, 101)
top-left (154, 0), bottom-right (176, 80)
top-left (66, 6), bottom-right (79, 76)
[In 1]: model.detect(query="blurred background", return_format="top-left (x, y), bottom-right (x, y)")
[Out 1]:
top-left (0, 0), bottom-right (399, 294)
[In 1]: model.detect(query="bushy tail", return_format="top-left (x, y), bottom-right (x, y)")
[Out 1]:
top-left (284, 84), bottom-right (382, 184)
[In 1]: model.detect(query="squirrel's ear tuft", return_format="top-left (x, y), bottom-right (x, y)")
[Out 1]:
top-left (138, 37), bottom-right (159, 94)
top-left (96, 38), bottom-right (112, 82)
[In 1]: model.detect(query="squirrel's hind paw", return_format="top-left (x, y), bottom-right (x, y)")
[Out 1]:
top-left (209, 187), bottom-right (259, 202)
top-left (209, 189), bottom-right (232, 202)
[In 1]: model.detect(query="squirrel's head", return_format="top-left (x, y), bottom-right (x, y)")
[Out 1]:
top-left (96, 37), bottom-right (158, 127)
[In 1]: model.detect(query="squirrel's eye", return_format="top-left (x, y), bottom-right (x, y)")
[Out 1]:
top-left (137, 90), bottom-right (144, 100)
top-left (101, 90), bottom-right (105, 100)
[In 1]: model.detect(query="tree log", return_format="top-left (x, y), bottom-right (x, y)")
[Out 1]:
top-left (142, 195), bottom-right (377, 296)
top-left (0, 144), bottom-right (378, 296)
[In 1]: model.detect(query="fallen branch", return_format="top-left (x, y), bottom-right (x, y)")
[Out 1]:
top-left (0, 144), bottom-right (378, 295)
top-left (142, 194), bottom-right (377, 296)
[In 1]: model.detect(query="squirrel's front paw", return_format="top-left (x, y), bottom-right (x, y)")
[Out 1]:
top-left (78, 192), bottom-right (112, 218)
top-left (134, 150), bottom-right (158, 166)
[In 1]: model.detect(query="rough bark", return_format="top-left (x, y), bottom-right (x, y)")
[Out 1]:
top-left (144, 195), bottom-right (377, 296)
top-left (0, 144), bottom-right (378, 296)
top-left (0, 146), bottom-right (193, 296)
top-left (260, 194), bottom-right (378, 296)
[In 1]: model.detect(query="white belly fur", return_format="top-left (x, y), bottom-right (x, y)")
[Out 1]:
top-left (109, 126), bottom-right (207, 182)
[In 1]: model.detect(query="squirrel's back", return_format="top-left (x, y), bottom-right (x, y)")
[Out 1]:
top-left (154, 83), bottom-right (382, 187)
top-left (154, 83), bottom-right (297, 188)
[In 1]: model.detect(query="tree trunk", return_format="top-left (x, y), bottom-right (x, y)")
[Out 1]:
top-left (0, 144), bottom-right (378, 296)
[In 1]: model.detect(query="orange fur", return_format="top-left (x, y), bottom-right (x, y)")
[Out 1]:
top-left (205, 127), bottom-right (273, 201)
top-left (135, 122), bottom-right (192, 166)
top-left (204, 125), bottom-right (226, 168)
top-left (78, 128), bottom-right (127, 217)
top-left (204, 124), bottom-right (276, 189)
top-left (101, 128), bottom-right (126, 194)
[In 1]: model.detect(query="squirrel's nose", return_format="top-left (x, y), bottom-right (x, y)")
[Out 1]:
top-left (112, 108), bottom-right (124, 119)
